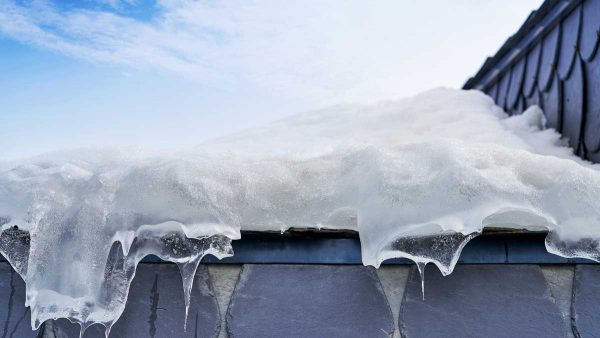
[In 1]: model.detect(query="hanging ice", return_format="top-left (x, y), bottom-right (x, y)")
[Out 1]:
top-left (0, 88), bottom-right (599, 334)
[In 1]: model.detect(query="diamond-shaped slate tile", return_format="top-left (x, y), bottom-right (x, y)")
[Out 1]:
top-left (0, 262), bottom-right (38, 338)
top-left (400, 265), bottom-right (564, 338)
top-left (572, 265), bottom-right (600, 338)
top-left (226, 264), bottom-right (394, 338)
top-left (47, 264), bottom-right (220, 338)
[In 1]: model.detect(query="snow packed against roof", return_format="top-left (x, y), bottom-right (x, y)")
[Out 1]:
top-left (0, 88), bottom-right (599, 335)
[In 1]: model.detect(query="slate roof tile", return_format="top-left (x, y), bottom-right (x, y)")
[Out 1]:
top-left (583, 53), bottom-right (600, 161)
top-left (561, 56), bottom-right (585, 150)
top-left (0, 263), bottom-right (37, 338)
top-left (572, 265), bottom-right (600, 337)
top-left (557, 4), bottom-right (581, 79)
top-left (399, 265), bottom-right (566, 338)
top-left (579, 0), bottom-right (600, 61)
top-left (496, 72), bottom-right (512, 111)
top-left (538, 25), bottom-right (561, 92)
top-left (226, 265), bottom-right (394, 338)
top-left (506, 58), bottom-right (526, 111)
top-left (523, 43), bottom-right (542, 97)
top-left (541, 72), bottom-right (563, 131)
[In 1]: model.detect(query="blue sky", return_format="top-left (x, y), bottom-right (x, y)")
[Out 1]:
top-left (0, 0), bottom-right (542, 159)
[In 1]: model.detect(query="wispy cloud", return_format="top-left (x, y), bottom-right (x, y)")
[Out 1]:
top-left (0, 0), bottom-right (543, 103)
top-left (0, 0), bottom-right (371, 100)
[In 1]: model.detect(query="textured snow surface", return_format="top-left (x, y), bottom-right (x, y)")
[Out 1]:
top-left (1, 88), bottom-right (599, 333)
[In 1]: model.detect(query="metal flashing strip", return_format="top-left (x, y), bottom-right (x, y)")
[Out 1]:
top-left (176, 231), bottom-right (592, 265)
top-left (0, 230), bottom-right (593, 265)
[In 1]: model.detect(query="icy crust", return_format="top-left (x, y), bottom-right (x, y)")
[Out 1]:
top-left (359, 141), bottom-right (600, 272)
top-left (0, 88), bottom-right (599, 333)
top-left (0, 154), bottom-right (241, 333)
top-left (0, 226), bottom-right (231, 336)
top-left (204, 87), bottom-right (599, 270)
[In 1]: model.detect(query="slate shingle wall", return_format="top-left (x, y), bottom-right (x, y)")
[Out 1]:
top-left (3, 262), bottom-right (599, 338)
top-left (464, 0), bottom-right (600, 162)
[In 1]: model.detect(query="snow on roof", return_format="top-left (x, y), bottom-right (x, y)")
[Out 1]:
top-left (0, 88), bottom-right (599, 332)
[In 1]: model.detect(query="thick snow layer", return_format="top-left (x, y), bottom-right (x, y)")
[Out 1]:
top-left (0, 88), bottom-right (599, 334)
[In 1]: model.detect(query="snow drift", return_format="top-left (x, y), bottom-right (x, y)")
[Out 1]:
top-left (0, 88), bottom-right (599, 334)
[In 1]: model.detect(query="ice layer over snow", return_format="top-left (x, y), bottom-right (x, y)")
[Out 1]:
top-left (0, 88), bottom-right (599, 334)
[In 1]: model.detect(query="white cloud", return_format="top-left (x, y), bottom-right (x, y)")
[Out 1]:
top-left (0, 0), bottom-right (543, 104)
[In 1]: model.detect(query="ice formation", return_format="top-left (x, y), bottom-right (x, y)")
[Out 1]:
top-left (0, 88), bottom-right (599, 334)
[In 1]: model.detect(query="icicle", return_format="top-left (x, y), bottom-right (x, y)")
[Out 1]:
top-left (79, 322), bottom-right (91, 338)
top-left (104, 322), bottom-right (113, 338)
top-left (376, 229), bottom-right (479, 274)
top-left (545, 229), bottom-right (600, 262)
top-left (176, 255), bottom-right (203, 331)
top-left (416, 261), bottom-right (427, 301)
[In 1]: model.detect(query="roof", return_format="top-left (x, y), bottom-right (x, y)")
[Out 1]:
top-left (464, 0), bottom-right (600, 162)
top-left (3, 1), bottom-right (600, 337)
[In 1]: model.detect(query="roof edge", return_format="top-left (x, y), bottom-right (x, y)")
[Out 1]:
top-left (464, 0), bottom-right (581, 90)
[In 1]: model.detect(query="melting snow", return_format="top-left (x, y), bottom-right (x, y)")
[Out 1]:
top-left (0, 88), bottom-right (599, 334)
